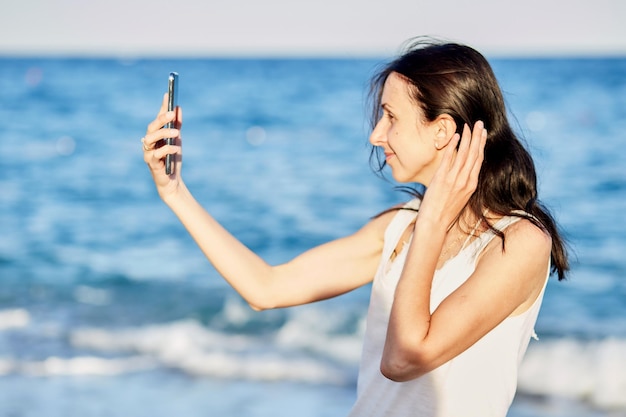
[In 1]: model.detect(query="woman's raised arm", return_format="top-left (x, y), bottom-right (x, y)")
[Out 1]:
top-left (142, 95), bottom-right (389, 310)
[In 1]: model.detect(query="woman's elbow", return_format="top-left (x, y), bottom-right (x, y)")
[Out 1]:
top-left (380, 360), bottom-right (425, 382)
top-left (246, 297), bottom-right (277, 312)
top-left (240, 283), bottom-right (280, 311)
top-left (380, 362), bottom-right (406, 382)
top-left (248, 303), bottom-right (265, 312)
top-left (245, 289), bottom-right (283, 311)
top-left (380, 345), bottom-right (433, 382)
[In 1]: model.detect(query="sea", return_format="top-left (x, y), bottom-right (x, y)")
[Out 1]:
top-left (0, 54), bottom-right (625, 417)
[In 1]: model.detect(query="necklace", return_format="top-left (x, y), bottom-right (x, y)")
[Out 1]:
top-left (439, 218), bottom-right (484, 262)
top-left (438, 232), bottom-right (465, 261)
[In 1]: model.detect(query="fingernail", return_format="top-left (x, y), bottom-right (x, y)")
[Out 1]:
top-left (166, 111), bottom-right (175, 118)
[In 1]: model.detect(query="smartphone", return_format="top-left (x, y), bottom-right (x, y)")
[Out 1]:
top-left (165, 72), bottom-right (179, 175)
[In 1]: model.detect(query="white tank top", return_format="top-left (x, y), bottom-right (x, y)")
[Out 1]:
top-left (348, 199), bottom-right (549, 417)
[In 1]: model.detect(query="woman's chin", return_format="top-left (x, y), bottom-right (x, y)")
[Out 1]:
top-left (390, 171), bottom-right (420, 185)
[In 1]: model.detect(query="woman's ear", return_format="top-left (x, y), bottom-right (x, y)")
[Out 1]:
top-left (433, 114), bottom-right (457, 150)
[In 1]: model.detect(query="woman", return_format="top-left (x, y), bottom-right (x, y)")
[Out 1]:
top-left (141, 39), bottom-right (568, 417)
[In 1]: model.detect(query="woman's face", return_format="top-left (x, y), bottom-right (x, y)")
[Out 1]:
top-left (369, 72), bottom-right (440, 185)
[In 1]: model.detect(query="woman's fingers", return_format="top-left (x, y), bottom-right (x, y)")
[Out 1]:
top-left (434, 121), bottom-right (486, 205)
top-left (141, 94), bottom-right (184, 181)
top-left (469, 123), bottom-right (487, 179)
top-left (440, 132), bottom-right (460, 167)
top-left (454, 121), bottom-right (486, 182)
top-left (159, 92), bottom-right (168, 114)
top-left (455, 122), bottom-right (480, 169)
top-left (468, 121), bottom-right (486, 161)
top-left (143, 140), bottom-right (181, 164)
top-left (142, 125), bottom-right (179, 149)
top-left (142, 96), bottom-right (182, 152)
top-left (457, 123), bottom-right (473, 160)
top-left (420, 120), bottom-right (487, 227)
top-left (146, 111), bottom-right (176, 136)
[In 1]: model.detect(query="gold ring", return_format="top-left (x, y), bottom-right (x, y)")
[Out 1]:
top-left (141, 137), bottom-right (151, 151)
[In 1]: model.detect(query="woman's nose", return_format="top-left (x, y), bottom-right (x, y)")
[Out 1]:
top-left (369, 119), bottom-right (386, 146)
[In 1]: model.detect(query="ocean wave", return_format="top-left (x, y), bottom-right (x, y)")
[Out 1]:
top-left (69, 317), bottom-right (356, 385)
top-left (3, 302), bottom-right (624, 413)
top-left (0, 355), bottom-right (156, 377)
top-left (66, 320), bottom-right (626, 412)
top-left (0, 308), bottom-right (30, 330)
top-left (275, 307), bottom-right (365, 364)
top-left (519, 338), bottom-right (626, 411)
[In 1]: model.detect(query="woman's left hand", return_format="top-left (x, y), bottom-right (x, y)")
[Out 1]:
top-left (142, 93), bottom-right (184, 202)
top-left (417, 121), bottom-right (488, 230)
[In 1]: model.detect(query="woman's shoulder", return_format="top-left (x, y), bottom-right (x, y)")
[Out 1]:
top-left (490, 215), bottom-right (552, 259)
top-left (475, 214), bottom-right (551, 266)
top-left (479, 216), bottom-right (552, 316)
top-left (365, 198), bottom-right (421, 237)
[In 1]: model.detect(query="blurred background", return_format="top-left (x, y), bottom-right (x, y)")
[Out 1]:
top-left (1, 1), bottom-right (625, 416)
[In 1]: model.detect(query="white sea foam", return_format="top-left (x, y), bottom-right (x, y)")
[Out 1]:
top-left (220, 296), bottom-right (257, 326)
top-left (69, 317), bottom-right (353, 384)
top-left (275, 307), bottom-right (364, 364)
top-left (4, 302), bottom-right (623, 413)
top-left (519, 338), bottom-right (626, 411)
top-left (2, 302), bottom-right (624, 413)
top-left (0, 309), bottom-right (30, 331)
top-left (0, 355), bottom-right (155, 377)
top-left (20, 356), bottom-right (156, 377)
top-left (67, 317), bottom-right (626, 412)
top-left (0, 358), bottom-right (15, 375)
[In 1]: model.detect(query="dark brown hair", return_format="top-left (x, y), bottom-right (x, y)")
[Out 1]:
top-left (369, 38), bottom-right (569, 280)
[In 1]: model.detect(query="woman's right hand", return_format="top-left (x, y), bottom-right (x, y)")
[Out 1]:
top-left (417, 121), bottom-right (487, 231)
top-left (142, 93), bottom-right (183, 201)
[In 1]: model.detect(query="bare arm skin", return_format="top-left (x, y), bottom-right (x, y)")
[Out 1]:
top-left (163, 182), bottom-right (390, 310)
top-left (381, 217), bottom-right (551, 381)
top-left (142, 95), bottom-right (392, 310)
top-left (380, 123), bottom-right (552, 381)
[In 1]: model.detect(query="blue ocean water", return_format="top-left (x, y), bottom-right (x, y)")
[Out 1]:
top-left (0, 55), bottom-right (625, 417)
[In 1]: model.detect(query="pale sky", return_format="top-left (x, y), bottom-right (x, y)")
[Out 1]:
top-left (1, 0), bottom-right (625, 57)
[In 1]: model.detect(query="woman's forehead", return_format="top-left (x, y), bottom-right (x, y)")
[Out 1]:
top-left (382, 73), bottom-right (415, 106)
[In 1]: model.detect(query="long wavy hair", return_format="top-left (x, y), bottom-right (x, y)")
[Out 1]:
top-left (369, 38), bottom-right (569, 280)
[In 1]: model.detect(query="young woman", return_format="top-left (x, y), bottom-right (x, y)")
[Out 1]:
top-left (141, 39), bottom-right (568, 417)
